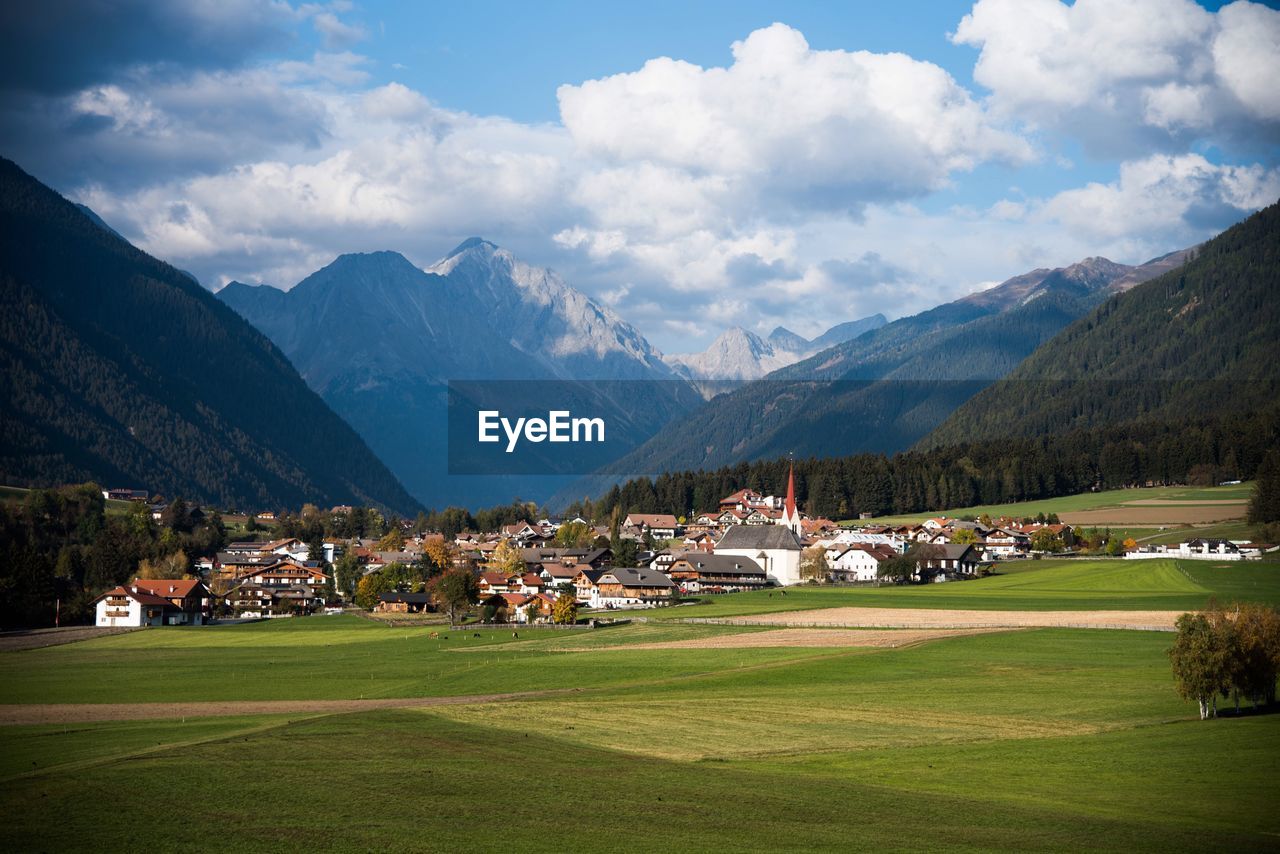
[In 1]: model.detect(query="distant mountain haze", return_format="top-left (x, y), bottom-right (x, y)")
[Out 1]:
top-left (586, 247), bottom-right (1195, 483)
top-left (221, 239), bottom-right (703, 509)
top-left (665, 314), bottom-right (888, 389)
top-left (0, 157), bottom-right (421, 514)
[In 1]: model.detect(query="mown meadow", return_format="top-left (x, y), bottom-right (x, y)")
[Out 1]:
top-left (1, 557), bottom-right (1278, 851)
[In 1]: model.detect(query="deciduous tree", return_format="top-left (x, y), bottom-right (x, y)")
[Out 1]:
top-left (1169, 612), bottom-right (1232, 719)
top-left (431, 569), bottom-right (479, 625)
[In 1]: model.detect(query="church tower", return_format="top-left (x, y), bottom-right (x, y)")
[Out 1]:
top-left (780, 461), bottom-right (802, 537)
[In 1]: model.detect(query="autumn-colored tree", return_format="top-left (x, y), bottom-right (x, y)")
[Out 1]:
top-left (1030, 529), bottom-right (1065, 553)
top-left (1169, 612), bottom-right (1233, 719)
top-left (376, 529), bottom-right (405, 551)
top-left (799, 546), bottom-right (829, 582)
top-left (1223, 602), bottom-right (1280, 708)
top-left (422, 538), bottom-right (455, 574)
top-left (523, 599), bottom-right (541, 624)
top-left (135, 549), bottom-right (191, 579)
top-left (356, 572), bottom-right (399, 610)
top-left (552, 593), bottom-right (578, 625)
top-left (1122, 538), bottom-right (1138, 551)
top-left (488, 540), bottom-right (526, 577)
top-left (555, 521), bottom-right (594, 548)
top-left (950, 528), bottom-right (979, 545)
top-left (430, 569), bottom-right (480, 625)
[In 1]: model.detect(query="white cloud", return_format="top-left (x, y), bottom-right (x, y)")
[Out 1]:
top-left (559, 23), bottom-right (1031, 205)
top-left (312, 11), bottom-right (367, 49)
top-left (21, 15), bottom-right (1279, 355)
top-left (549, 22), bottom-right (1035, 321)
top-left (1035, 153), bottom-right (1280, 253)
top-left (953, 0), bottom-right (1280, 152)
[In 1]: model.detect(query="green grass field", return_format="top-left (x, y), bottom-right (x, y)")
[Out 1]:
top-left (2, 558), bottom-right (1278, 851)
top-left (846, 482), bottom-right (1254, 525)
top-left (651, 558), bottom-right (1280, 619)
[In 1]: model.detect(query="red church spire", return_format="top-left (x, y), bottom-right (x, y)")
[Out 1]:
top-left (785, 460), bottom-right (796, 520)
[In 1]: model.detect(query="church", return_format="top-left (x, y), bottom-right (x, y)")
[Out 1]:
top-left (714, 463), bottom-right (804, 585)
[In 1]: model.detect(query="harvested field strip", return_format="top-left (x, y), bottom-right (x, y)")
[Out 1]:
top-left (700, 607), bottom-right (1183, 631)
top-left (427, 694), bottom-right (1104, 761)
top-left (0, 689), bottom-right (578, 726)
top-left (564, 627), bottom-right (1009, 650)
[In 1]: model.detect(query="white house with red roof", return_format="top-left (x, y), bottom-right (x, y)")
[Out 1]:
top-left (94, 579), bottom-right (212, 627)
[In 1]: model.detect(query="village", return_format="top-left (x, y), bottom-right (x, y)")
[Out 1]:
top-left (90, 468), bottom-right (1272, 630)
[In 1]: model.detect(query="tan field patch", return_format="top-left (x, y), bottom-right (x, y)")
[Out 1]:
top-left (724, 607), bottom-right (1181, 631)
top-left (570, 627), bottom-right (1006, 650)
top-left (1121, 498), bottom-right (1247, 506)
top-left (0, 689), bottom-right (575, 727)
top-left (428, 695), bottom-right (1104, 761)
top-left (1060, 504), bottom-right (1245, 525)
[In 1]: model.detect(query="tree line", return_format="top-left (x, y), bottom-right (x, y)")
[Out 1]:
top-left (1170, 602), bottom-right (1280, 720)
top-left (565, 408), bottom-right (1279, 521)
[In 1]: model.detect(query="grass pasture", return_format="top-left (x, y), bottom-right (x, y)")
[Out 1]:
top-left (652, 558), bottom-right (1280, 620)
top-left (2, 557), bottom-right (1279, 851)
top-left (848, 482), bottom-right (1253, 527)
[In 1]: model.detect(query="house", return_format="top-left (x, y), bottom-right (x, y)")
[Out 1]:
top-left (516, 573), bottom-right (546, 595)
top-left (478, 571), bottom-right (516, 596)
top-left (594, 567), bottom-right (678, 609)
top-left (715, 525), bottom-right (803, 586)
top-left (572, 568), bottom-right (606, 607)
top-left (375, 591), bottom-right (434, 613)
top-left (539, 562), bottom-right (586, 592)
top-left (480, 592), bottom-right (537, 623)
top-left (225, 583), bottom-right (307, 618)
top-left (825, 544), bottom-right (897, 582)
top-left (916, 544), bottom-right (982, 581)
top-left (102, 488), bottom-right (148, 502)
top-left (624, 513), bottom-right (682, 540)
top-left (1126, 539), bottom-right (1246, 561)
top-left (234, 560), bottom-right (329, 595)
top-left (667, 554), bottom-right (768, 593)
top-left (94, 579), bottom-right (212, 627)
top-left (983, 528), bottom-right (1030, 559)
top-left (128, 579), bottom-right (213, 622)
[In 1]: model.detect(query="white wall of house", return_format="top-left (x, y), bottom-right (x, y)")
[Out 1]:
top-left (717, 546), bottom-right (801, 586)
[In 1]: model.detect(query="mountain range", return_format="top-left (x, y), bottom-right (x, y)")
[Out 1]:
top-left (924, 199), bottom-right (1279, 447)
top-left (0, 157), bottom-right (420, 514)
top-left (580, 248), bottom-right (1195, 488)
top-left (220, 240), bottom-right (704, 509)
top-left (665, 315), bottom-right (887, 388)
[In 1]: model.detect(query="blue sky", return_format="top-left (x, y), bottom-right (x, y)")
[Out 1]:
top-left (1, 0), bottom-right (1277, 353)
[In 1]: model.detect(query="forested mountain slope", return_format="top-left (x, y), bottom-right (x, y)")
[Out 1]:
top-left (0, 157), bottom-right (420, 514)
top-left (925, 198), bottom-right (1280, 448)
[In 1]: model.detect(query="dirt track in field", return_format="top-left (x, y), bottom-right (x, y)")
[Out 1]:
top-left (721, 607), bottom-right (1182, 631)
top-left (0, 626), bottom-right (141, 652)
top-left (576, 627), bottom-right (1008, 651)
top-left (1059, 504), bottom-right (1245, 525)
top-left (0, 690), bottom-right (574, 727)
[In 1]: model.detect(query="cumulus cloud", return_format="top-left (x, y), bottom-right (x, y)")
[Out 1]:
top-left (1035, 153), bottom-right (1280, 251)
top-left (77, 85), bottom-right (574, 289)
top-left (559, 23), bottom-right (1031, 211)
top-left (952, 0), bottom-right (1280, 153)
top-left (4, 10), bottom-right (1277, 354)
top-left (549, 21), bottom-right (1034, 325)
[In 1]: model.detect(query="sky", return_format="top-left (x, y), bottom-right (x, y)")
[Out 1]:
top-left (1, 0), bottom-right (1278, 354)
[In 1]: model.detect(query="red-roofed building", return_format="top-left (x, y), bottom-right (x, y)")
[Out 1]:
top-left (94, 580), bottom-right (212, 627)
